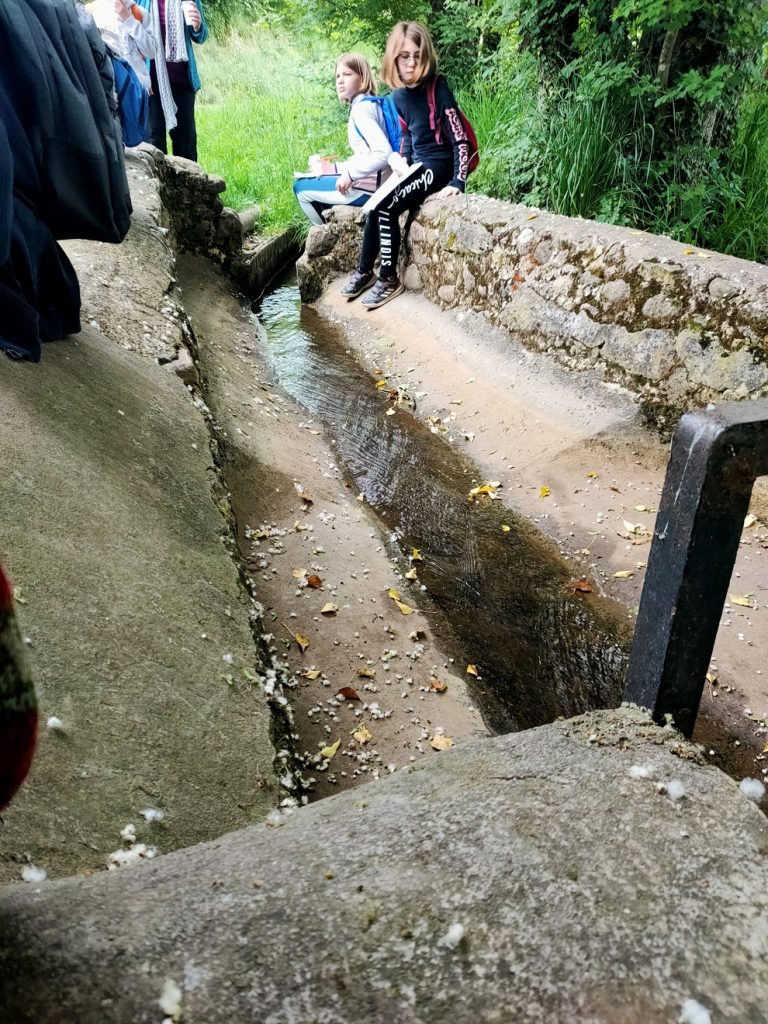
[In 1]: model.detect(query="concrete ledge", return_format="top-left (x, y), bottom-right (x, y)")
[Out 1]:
top-left (0, 708), bottom-right (765, 1022)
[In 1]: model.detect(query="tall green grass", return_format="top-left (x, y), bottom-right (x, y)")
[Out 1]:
top-left (196, 29), bottom-right (347, 229)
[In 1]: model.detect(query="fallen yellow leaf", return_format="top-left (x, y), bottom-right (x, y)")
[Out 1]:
top-left (297, 491), bottom-right (313, 504)
top-left (405, 568), bottom-right (418, 580)
top-left (586, 471), bottom-right (599, 479)
top-left (395, 599), bottom-right (415, 615)
top-left (291, 567), bottom-right (306, 578)
top-left (356, 667), bottom-right (376, 678)
top-left (356, 493), bottom-right (365, 502)
top-left (613, 570), bottom-right (634, 579)
top-left (320, 603), bottom-right (338, 615)
top-left (430, 733), bottom-right (454, 751)
top-left (302, 669), bottom-right (322, 680)
top-left (410, 548), bottom-right (423, 562)
top-left (375, 379), bottom-right (388, 390)
top-left (353, 724), bottom-right (373, 744)
top-left (467, 481), bottom-right (501, 502)
top-left (744, 514), bottom-right (757, 529)
top-left (728, 593), bottom-right (754, 608)
top-left (429, 678), bottom-right (448, 693)
top-left (320, 739), bottom-right (340, 758)
top-left (466, 664), bottom-right (478, 676)
top-left (295, 634), bottom-right (311, 653)
top-left (388, 588), bottom-right (401, 600)
top-left (539, 485), bottom-right (551, 498)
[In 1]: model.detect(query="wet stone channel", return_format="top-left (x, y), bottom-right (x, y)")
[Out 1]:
top-left (253, 282), bottom-right (632, 735)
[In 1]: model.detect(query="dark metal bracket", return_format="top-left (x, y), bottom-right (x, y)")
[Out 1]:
top-left (624, 400), bottom-right (768, 737)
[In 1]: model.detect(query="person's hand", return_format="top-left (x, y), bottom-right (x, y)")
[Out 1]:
top-left (183, 1), bottom-right (202, 30)
top-left (337, 172), bottom-right (353, 195)
top-left (431, 185), bottom-right (461, 200)
top-left (388, 153), bottom-right (410, 177)
top-left (113, 0), bottom-right (131, 20)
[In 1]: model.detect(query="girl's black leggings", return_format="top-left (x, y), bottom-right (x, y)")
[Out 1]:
top-left (359, 164), bottom-right (452, 279)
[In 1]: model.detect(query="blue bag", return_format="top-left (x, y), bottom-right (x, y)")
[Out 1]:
top-left (110, 53), bottom-right (149, 148)
top-left (355, 95), bottom-right (402, 153)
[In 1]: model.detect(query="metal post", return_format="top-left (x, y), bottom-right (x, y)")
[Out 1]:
top-left (624, 401), bottom-right (768, 737)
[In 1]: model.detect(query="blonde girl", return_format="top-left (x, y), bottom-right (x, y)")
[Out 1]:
top-left (341, 21), bottom-right (469, 309)
top-left (293, 53), bottom-right (392, 227)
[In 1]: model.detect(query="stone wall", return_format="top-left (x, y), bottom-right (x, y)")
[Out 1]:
top-left (297, 196), bottom-right (768, 429)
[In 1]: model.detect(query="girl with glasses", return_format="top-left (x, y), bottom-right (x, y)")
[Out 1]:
top-left (294, 54), bottom-right (393, 226)
top-left (341, 20), bottom-right (469, 309)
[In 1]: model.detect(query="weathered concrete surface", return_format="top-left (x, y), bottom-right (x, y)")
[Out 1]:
top-left (298, 197), bottom-right (768, 429)
top-left (62, 148), bottom-right (186, 365)
top-left (0, 708), bottom-right (765, 1023)
top-left (0, 196), bottom-right (278, 884)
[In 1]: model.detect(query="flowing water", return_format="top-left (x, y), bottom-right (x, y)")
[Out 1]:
top-left (254, 283), bottom-right (631, 734)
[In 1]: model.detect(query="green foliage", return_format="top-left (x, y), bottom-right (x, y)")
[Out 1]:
top-left (196, 30), bottom-right (347, 227)
top-left (194, 1), bottom-right (768, 262)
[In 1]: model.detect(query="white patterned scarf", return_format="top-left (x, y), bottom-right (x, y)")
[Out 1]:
top-left (149, 0), bottom-right (191, 133)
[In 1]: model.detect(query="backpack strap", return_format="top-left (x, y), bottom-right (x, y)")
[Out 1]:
top-left (426, 76), bottom-right (442, 145)
top-left (352, 98), bottom-right (374, 150)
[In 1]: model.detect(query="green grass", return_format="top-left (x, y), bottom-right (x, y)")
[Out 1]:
top-left (196, 28), bottom-right (348, 230)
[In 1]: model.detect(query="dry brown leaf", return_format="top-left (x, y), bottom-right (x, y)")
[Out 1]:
top-left (609, 485), bottom-right (621, 493)
top-left (307, 574), bottom-right (322, 589)
top-left (357, 667), bottom-right (376, 678)
top-left (728, 593), bottom-right (754, 608)
top-left (302, 669), bottom-right (322, 680)
top-left (320, 739), bottom-right (340, 758)
top-left (539, 484), bottom-right (551, 498)
top-left (320, 602), bottom-right (338, 616)
top-left (430, 733), bottom-right (454, 751)
top-left (568, 579), bottom-right (593, 594)
top-left (297, 491), bottom-right (313, 504)
top-left (466, 664), bottom-right (478, 676)
top-left (613, 570), bottom-right (634, 579)
top-left (353, 724), bottom-right (373, 744)
top-left (405, 568), bottom-right (418, 580)
top-left (295, 634), bottom-right (311, 653)
top-left (337, 686), bottom-right (361, 701)
top-left (429, 678), bottom-right (448, 693)
top-left (706, 672), bottom-right (718, 685)
top-left (291, 567), bottom-right (306, 579)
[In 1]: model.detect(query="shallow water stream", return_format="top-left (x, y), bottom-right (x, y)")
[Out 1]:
top-left (254, 283), bottom-right (631, 734)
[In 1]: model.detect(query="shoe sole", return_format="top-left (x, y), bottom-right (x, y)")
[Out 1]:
top-left (342, 277), bottom-right (376, 301)
top-left (363, 283), bottom-right (404, 310)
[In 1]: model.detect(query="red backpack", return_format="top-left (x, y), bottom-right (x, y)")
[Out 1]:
top-left (425, 76), bottom-right (480, 175)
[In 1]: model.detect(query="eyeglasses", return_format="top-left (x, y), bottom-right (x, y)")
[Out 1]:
top-left (396, 52), bottom-right (420, 65)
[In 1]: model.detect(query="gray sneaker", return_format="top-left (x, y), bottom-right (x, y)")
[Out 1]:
top-left (341, 270), bottom-right (376, 300)
top-left (362, 277), bottom-right (404, 310)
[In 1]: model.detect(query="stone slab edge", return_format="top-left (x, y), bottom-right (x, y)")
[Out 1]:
top-left (0, 708), bottom-right (766, 1023)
